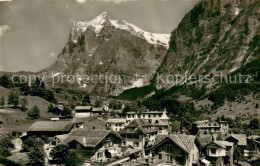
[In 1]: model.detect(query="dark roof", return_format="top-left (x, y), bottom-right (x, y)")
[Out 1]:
top-left (198, 134), bottom-right (213, 147)
top-left (63, 129), bottom-right (110, 148)
top-left (152, 134), bottom-right (196, 153)
top-left (171, 121), bottom-right (181, 131)
top-left (28, 121), bottom-right (74, 132)
top-left (225, 134), bottom-right (247, 146)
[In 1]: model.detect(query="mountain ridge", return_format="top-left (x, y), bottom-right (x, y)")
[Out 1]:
top-left (40, 11), bottom-right (170, 95)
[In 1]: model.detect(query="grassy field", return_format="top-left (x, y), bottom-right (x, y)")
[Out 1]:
top-left (0, 86), bottom-right (53, 133)
top-left (199, 94), bottom-right (260, 122)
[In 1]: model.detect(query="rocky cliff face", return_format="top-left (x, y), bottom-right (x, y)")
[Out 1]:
top-left (154, 0), bottom-right (259, 88)
top-left (43, 12), bottom-right (169, 95)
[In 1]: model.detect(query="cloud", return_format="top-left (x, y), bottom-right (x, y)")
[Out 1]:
top-left (0, 25), bottom-right (10, 37)
top-left (50, 53), bottom-right (56, 57)
top-left (76, 0), bottom-right (86, 3)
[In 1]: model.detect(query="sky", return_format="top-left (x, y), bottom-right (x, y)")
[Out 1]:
top-left (0, 0), bottom-right (198, 72)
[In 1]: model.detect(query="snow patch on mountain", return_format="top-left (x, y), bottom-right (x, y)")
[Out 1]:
top-left (71, 11), bottom-right (170, 47)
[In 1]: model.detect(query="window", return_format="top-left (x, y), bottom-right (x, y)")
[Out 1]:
top-left (166, 155), bottom-right (173, 163)
top-left (97, 152), bottom-right (103, 158)
top-left (133, 142), bottom-right (139, 147)
top-left (211, 148), bottom-right (216, 154)
top-left (226, 146), bottom-right (231, 152)
top-left (159, 154), bottom-right (162, 159)
top-left (128, 115), bottom-right (131, 118)
top-left (176, 156), bottom-right (183, 164)
top-left (51, 141), bottom-right (56, 146)
top-left (166, 145), bottom-right (173, 153)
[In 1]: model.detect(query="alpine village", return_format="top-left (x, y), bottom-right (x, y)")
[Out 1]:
top-left (0, 0), bottom-right (260, 166)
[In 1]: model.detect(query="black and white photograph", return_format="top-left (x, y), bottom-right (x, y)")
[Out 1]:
top-left (0, 0), bottom-right (259, 165)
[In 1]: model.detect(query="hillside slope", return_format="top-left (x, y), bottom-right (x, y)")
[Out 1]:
top-left (154, 0), bottom-right (259, 88)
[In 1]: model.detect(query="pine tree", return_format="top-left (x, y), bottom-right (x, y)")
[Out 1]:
top-left (7, 89), bottom-right (20, 108)
top-left (27, 105), bottom-right (40, 119)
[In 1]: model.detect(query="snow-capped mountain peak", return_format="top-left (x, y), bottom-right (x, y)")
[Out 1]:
top-left (71, 11), bottom-right (170, 47)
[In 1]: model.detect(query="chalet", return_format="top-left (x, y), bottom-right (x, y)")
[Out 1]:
top-left (107, 118), bottom-right (126, 131)
top-left (149, 134), bottom-right (199, 166)
top-left (120, 119), bottom-right (157, 157)
top-left (204, 141), bottom-right (234, 166)
top-left (62, 129), bottom-right (122, 163)
top-left (27, 121), bottom-right (74, 137)
top-left (51, 106), bottom-right (63, 115)
top-left (194, 120), bottom-right (229, 134)
top-left (74, 106), bottom-right (93, 118)
top-left (126, 110), bottom-right (170, 124)
top-left (225, 134), bottom-right (247, 146)
top-left (225, 134), bottom-right (247, 157)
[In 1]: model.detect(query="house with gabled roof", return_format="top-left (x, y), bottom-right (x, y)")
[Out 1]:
top-left (120, 119), bottom-right (157, 157)
top-left (225, 134), bottom-right (247, 146)
top-left (27, 121), bottom-right (74, 137)
top-left (204, 141), bottom-right (234, 166)
top-left (49, 129), bottom-right (122, 163)
top-left (225, 134), bottom-right (247, 157)
top-left (148, 134), bottom-right (199, 166)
